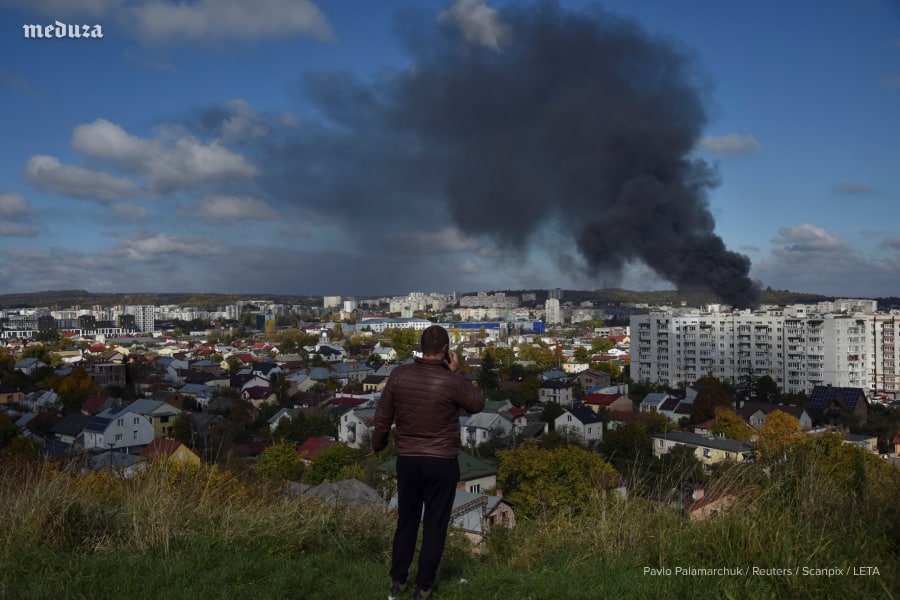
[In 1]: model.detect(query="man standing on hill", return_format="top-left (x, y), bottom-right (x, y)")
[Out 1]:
top-left (372, 325), bottom-right (485, 600)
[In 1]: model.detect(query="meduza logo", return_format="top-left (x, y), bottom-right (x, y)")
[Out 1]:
top-left (23, 21), bottom-right (103, 39)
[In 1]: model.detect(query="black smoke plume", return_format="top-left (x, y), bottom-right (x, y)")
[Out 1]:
top-left (266, 1), bottom-right (760, 307)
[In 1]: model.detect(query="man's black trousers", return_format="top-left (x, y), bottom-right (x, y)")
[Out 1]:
top-left (390, 455), bottom-right (460, 590)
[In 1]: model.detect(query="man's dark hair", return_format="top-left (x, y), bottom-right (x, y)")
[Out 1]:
top-left (420, 325), bottom-right (450, 356)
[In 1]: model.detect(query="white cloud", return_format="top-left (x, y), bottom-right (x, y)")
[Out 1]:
top-left (0, 191), bottom-right (33, 218)
top-left (439, 0), bottom-right (511, 49)
top-left (0, 191), bottom-right (41, 237)
top-left (128, 0), bottom-right (335, 45)
top-left (1, 0), bottom-right (122, 17)
top-left (697, 133), bottom-right (762, 157)
top-left (218, 99), bottom-right (270, 142)
top-left (25, 154), bottom-right (141, 202)
top-left (183, 195), bottom-right (277, 224)
top-left (750, 224), bottom-right (900, 296)
top-left (771, 224), bottom-right (848, 252)
top-left (71, 118), bottom-right (257, 192)
top-left (113, 232), bottom-right (225, 262)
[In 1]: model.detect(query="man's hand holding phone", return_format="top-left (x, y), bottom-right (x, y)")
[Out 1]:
top-left (444, 348), bottom-right (460, 372)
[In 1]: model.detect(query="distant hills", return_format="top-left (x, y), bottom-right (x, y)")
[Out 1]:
top-left (0, 290), bottom-right (319, 311)
top-left (0, 288), bottom-right (844, 311)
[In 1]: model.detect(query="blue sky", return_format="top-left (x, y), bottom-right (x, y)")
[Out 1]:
top-left (0, 0), bottom-right (898, 301)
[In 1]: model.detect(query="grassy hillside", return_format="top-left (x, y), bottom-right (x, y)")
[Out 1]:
top-left (1, 451), bottom-right (897, 600)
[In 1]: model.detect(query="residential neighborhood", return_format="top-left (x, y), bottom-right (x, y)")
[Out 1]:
top-left (1, 290), bottom-right (899, 553)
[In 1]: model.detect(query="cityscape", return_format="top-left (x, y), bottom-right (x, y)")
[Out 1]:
top-left (4, 286), bottom-right (899, 595)
top-left (2, 0), bottom-right (899, 596)
top-left (2, 286), bottom-right (898, 459)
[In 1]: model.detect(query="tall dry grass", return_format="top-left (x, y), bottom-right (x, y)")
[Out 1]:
top-left (0, 455), bottom-right (392, 564)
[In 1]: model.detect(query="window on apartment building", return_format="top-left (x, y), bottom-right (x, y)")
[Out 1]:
top-left (469, 484), bottom-right (481, 494)
top-left (117, 418), bottom-right (124, 427)
top-left (133, 417), bottom-right (140, 425)
top-left (703, 449), bottom-right (711, 458)
top-left (657, 439), bottom-right (663, 448)
top-left (133, 431), bottom-right (139, 439)
top-left (115, 433), bottom-right (123, 441)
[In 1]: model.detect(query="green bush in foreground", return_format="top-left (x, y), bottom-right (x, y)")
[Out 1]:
top-left (0, 443), bottom-right (897, 600)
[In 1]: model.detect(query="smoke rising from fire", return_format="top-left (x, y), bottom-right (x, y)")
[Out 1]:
top-left (268, 1), bottom-right (760, 307)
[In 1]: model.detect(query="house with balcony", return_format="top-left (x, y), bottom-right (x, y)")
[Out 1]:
top-left (538, 380), bottom-right (574, 406)
top-left (339, 407), bottom-right (376, 449)
top-left (462, 412), bottom-right (513, 448)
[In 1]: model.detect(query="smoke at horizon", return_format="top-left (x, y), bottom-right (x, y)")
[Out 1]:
top-left (260, 1), bottom-right (760, 307)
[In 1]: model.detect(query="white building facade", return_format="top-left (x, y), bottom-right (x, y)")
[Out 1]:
top-left (125, 305), bottom-right (156, 333)
top-left (544, 298), bottom-right (561, 325)
top-left (630, 301), bottom-right (887, 397)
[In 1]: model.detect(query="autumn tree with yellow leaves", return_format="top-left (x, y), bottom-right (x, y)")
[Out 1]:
top-left (497, 440), bottom-right (620, 519)
top-left (756, 410), bottom-right (803, 461)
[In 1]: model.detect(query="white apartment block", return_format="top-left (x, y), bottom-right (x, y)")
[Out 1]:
top-left (125, 305), bottom-right (156, 333)
top-left (630, 302), bottom-right (886, 396)
top-left (545, 298), bottom-right (561, 325)
top-left (358, 317), bottom-right (432, 333)
top-left (872, 314), bottom-right (900, 398)
top-left (459, 292), bottom-right (520, 309)
top-left (323, 296), bottom-right (343, 310)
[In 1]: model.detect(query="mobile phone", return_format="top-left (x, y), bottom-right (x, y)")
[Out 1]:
top-left (444, 349), bottom-right (451, 363)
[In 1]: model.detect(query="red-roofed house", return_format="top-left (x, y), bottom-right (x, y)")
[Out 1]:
top-left (684, 485), bottom-right (736, 521)
top-left (140, 438), bottom-right (201, 467)
top-left (582, 393), bottom-right (632, 414)
top-left (327, 396), bottom-right (369, 409)
top-left (296, 437), bottom-right (336, 464)
top-left (81, 395), bottom-right (114, 416)
top-left (242, 385), bottom-right (276, 407)
top-left (608, 410), bottom-right (636, 427)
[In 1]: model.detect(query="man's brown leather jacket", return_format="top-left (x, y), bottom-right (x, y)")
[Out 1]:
top-left (372, 358), bottom-right (485, 457)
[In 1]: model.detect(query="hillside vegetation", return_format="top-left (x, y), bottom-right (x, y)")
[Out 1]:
top-left (2, 443), bottom-right (897, 600)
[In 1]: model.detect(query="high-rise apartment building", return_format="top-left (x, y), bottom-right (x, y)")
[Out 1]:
top-left (630, 303), bottom-right (881, 396)
top-left (323, 296), bottom-right (342, 310)
top-left (545, 298), bottom-right (561, 325)
top-left (871, 314), bottom-right (900, 398)
top-left (125, 305), bottom-right (156, 333)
